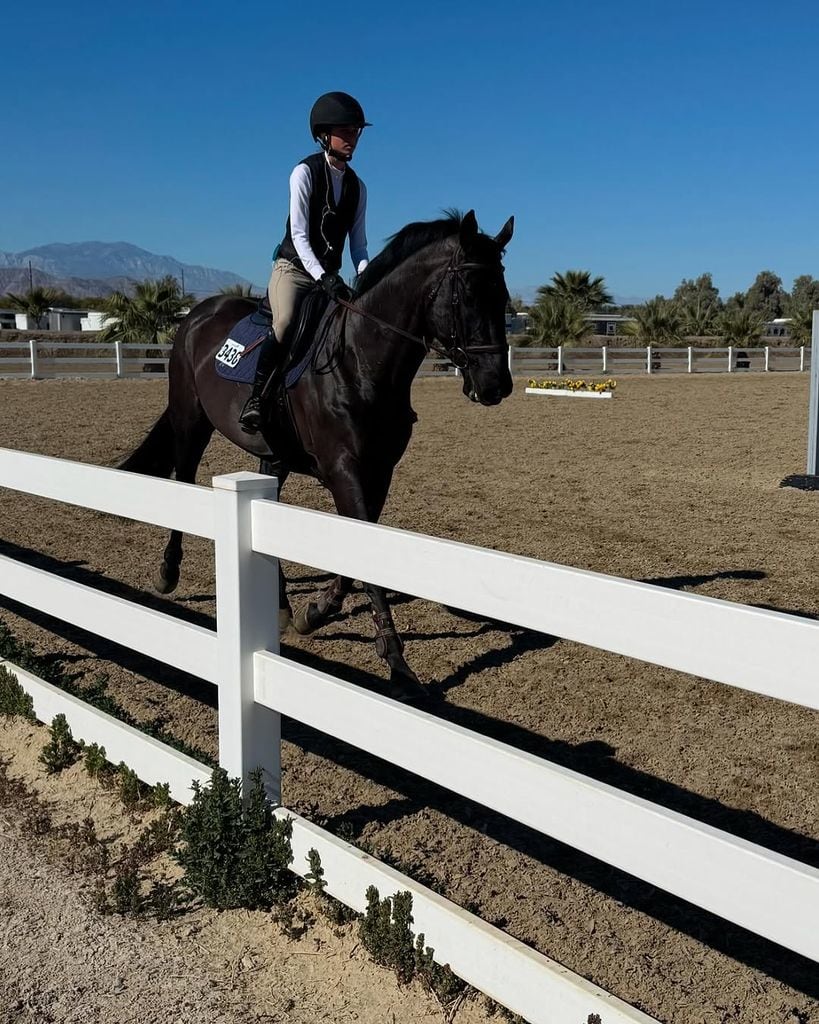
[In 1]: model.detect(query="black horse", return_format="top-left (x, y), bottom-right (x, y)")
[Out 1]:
top-left (120, 209), bottom-right (514, 701)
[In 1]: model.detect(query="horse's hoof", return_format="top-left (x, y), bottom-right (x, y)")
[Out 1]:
top-left (153, 565), bottom-right (179, 595)
top-left (387, 667), bottom-right (429, 706)
top-left (279, 606), bottom-right (293, 633)
top-left (293, 601), bottom-right (320, 636)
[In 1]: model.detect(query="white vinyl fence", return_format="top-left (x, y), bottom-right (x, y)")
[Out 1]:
top-left (513, 344), bottom-right (810, 377)
top-left (0, 340), bottom-right (810, 379)
top-left (0, 447), bottom-right (817, 1023)
top-left (0, 340), bottom-right (169, 378)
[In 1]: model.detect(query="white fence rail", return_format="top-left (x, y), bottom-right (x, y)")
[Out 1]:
top-left (0, 448), bottom-right (817, 1021)
top-left (514, 344), bottom-right (810, 376)
top-left (0, 340), bottom-right (811, 379)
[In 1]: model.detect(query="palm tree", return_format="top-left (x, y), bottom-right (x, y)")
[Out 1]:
top-left (681, 295), bottom-right (720, 338)
top-left (716, 307), bottom-right (766, 346)
top-left (537, 270), bottom-right (612, 312)
top-left (530, 295), bottom-right (590, 346)
top-left (785, 303), bottom-right (817, 345)
top-left (219, 283), bottom-right (259, 297)
top-left (6, 287), bottom-right (59, 328)
top-left (97, 276), bottom-right (192, 347)
top-left (623, 297), bottom-right (685, 346)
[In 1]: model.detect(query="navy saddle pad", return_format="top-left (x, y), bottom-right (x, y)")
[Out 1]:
top-left (214, 311), bottom-right (270, 384)
top-left (215, 289), bottom-right (336, 388)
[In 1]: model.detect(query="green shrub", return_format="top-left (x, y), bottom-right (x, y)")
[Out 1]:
top-left (111, 848), bottom-right (142, 915)
top-left (83, 742), bottom-right (108, 779)
top-left (359, 886), bottom-right (465, 1003)
top-left (39, 714), bottom-right (82, 773)
top-left (174, 767), bottom-right (294, 910)
top-left (152, 781), bottom-right (171, 808)
top-left (303, 847), bottom-right (358, 926)
top-left (360, 887), bottom-right (421, 983)
top-left (305, 848), bottom-right (327, 894)
top-left (116, 762), bottom-right (143, 810)
top-left (0, 665), bottom-right (35, 721)
top-left (146, 879), bottom-right (182, 921)
top-left (132, 807), bottom-right (182, 863)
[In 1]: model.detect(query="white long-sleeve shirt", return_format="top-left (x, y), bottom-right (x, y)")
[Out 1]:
top-left (288, 154), bottom-right (369, 281)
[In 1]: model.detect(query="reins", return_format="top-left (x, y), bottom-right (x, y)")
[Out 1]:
top-left (335, 252), bottom-right (507, 368)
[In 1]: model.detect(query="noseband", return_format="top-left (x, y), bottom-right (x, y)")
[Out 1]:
top-left (337, 251), bottom-right (507, 368)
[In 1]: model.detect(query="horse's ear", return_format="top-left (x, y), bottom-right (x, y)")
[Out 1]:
top-left (459, 210), bottom-right (478, 244)
top-left (494, 216), bottom-right (514, 249)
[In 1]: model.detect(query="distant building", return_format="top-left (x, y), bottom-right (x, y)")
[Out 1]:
top-left (80, 311), bottom-right (112, 331)
top-left (584, 313), bottom-right (635, 337)
top-left (14, 313), bottom-right (44, 330)
top-left (505, 311), bottom-right (530, 334)
top-left (3, 307), bottom-right (116, 331)
top-left (764, 317), bottom-right (791, 338)
top-left (48, 308), bottom-right (85, 331)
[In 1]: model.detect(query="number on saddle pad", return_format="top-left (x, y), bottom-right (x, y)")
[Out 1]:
top-left (216, 338), bottom-right (245, 369)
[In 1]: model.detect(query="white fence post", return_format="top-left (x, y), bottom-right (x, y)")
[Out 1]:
top-left (646, 346), bottom-right (652, 375)
top-left (29, 339), bottom-right (39, 379)
top-left (556, 345), bottom-right (563, 376)
top-left (764, 346), bottom-right (770, 372)
top-left (807, 312), bottom-right (819, 475)
top-left (507, 345), bottom-right (515, 375)
top-left (728, 346), bottom-right (733, 373)
top-left (800, 346), bottom-right (806, 372)
top-left (688, 346), bottom-right (693, 374)
top-left (602, 346), bottom-right (607, 373)
top-left (213, 471), bottom-right (282, 802)
top-left (115, 341), bottom-right (124, 379)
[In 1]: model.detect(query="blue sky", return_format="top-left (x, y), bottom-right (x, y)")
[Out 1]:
top-left (3, 0), bottom-right (819, 301)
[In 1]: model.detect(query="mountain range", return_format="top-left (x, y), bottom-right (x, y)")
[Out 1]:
top-left (0, 242), bottom-right (259, 299)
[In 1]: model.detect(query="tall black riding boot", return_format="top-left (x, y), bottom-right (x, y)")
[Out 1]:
top-left (239, 333), bottom-right (281, 434)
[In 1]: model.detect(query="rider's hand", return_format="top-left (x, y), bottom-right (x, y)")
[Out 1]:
top-left (320, 272), bottom-right (352, 302)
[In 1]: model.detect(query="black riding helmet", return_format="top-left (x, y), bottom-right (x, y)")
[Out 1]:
top-left (310, 91), bottom-right (371, 141)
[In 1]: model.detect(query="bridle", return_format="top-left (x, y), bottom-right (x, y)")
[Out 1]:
top-left (336, 249), bottom-right (508, 369)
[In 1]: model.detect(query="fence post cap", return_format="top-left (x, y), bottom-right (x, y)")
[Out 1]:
top-left (212, 471), bottom-right (278, 493)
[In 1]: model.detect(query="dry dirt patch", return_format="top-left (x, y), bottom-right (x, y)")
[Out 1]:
top-left (0, 717), bottom-right (494, 1024)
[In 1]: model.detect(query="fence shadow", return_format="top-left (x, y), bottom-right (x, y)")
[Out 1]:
top-left (638, 568), bottom-right (766, 589)
top-left (279, 612), bottom-right (819, 1001)
top-left (2, 542), bottom-right (815, 994)
top-left (0, 540), bottom-right (217, 707)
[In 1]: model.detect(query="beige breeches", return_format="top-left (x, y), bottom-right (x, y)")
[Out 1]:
top-left (267, 258), bottom-right (315, 342)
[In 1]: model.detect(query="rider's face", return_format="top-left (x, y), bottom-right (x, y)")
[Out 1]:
top-left (327, 124), bottom-right (361, 159)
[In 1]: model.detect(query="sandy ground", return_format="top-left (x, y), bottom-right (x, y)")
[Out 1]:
top-left (0, 717), bottom-right (493, 1024)
top-left (0, 373), bottom-right (817, 1024)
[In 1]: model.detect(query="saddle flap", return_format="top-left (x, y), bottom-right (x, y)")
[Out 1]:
top-left (214, 309), bottom-right (269, 384)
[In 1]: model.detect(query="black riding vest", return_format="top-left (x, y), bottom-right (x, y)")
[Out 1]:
top-left (278, 152), bottom-right (361, 275)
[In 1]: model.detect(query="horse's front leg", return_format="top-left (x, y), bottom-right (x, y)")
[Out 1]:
top-left (364, 580), bottom-right (426, 704)
top-left (301, 460), bottom-right (426, 704)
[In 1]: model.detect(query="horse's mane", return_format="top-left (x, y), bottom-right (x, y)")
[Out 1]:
top-left (355, 210), bottom-right (464, 295)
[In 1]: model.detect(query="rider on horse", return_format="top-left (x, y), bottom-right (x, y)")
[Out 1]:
top-left (239, 91), bottom-right (371, 433)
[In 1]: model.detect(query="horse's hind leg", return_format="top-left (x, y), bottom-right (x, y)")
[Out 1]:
top-left (293, 574), bottom-right (354, 635)
top-left (154, 414), bottom-right (214, 594)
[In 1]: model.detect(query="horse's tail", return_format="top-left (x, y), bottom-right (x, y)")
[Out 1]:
top-left (118, 408), bottom-right (176, 478)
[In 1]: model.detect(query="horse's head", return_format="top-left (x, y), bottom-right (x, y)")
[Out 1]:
top-left (427, 210), bottom-right (515, 406)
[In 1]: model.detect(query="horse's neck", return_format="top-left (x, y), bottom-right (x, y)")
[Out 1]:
top-left (350, 253), bottom-right (440, 386)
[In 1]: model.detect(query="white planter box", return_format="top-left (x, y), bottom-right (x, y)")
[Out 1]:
top-left (525, 387), bottom-right (613, 399)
